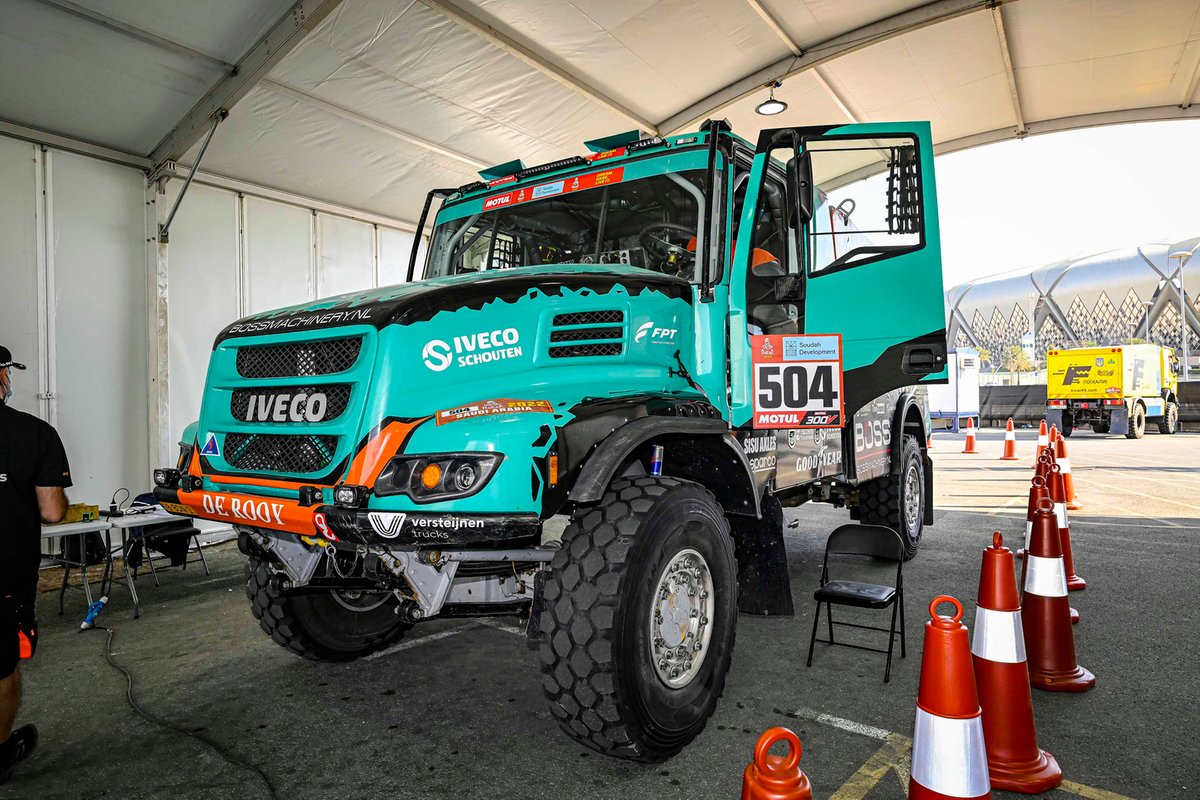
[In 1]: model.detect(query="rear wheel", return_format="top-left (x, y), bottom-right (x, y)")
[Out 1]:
top-left (246, 557), bottom-right (410, 661)
top-left (859, 435), bottom-right (925, 560)
top-left (1158, 402), bottom-right (1178, 435)
top-left (1125, 403), bottom-right (1146, 440)
top-left (1094, 417), bottom-right (1111, 434)
top-left (539, 477), bottom-right (737, 762)
top-left (1061, 413), bottom-right (1074, 438)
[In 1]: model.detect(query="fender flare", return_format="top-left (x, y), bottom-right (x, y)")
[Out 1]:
top-left (569, 416), bottom-right (761, 518)
top-left (889, 392), bottom-right (928, 473)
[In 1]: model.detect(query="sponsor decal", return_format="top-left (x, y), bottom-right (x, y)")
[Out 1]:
top-left (487, 175), bottom-right (517, 187)
top-left (160, 502), bottom-right (197, 516)
top-left (586, 147), bottom-right (626, 162)
top-left (740, 431), bottom-right (777, 473)
top-left (200, 433), bottom-right (221, 457)
top-left (436, 398), bottom-right (554, 425)
top-left (1095, 357), bottom-right (1105, 367)
top-left (245, 390), bottom-right (328, 423)
top-left (751, 334), bottom-right (845, 428)
top-left (200, 493), bottom-right (285, 525)
top-left (227, 308), bottom-right (373, 335)
top-left (366, 512), bottom-right (487, 540)
top-left (422, 328), bottom-right (523, 371)
top-left (1062, 365), bottom-right (1092, 384)
top-left (478, 168), bottom-right (625, 212)
top-left (634, 321), bottom-right (678, 344)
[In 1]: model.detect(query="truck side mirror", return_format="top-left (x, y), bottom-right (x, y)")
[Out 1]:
top-left (786, 152), bottom-right (813, 228)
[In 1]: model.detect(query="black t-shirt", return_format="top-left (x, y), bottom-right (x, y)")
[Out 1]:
top-left (0, 401), bottom-right (72, 603)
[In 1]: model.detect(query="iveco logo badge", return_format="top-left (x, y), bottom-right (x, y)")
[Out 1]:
top-left (246, 391), bottom-right (328, 423)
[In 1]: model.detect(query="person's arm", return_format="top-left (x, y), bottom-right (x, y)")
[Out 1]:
top-left (35, 421), bottom-right (73, 524)
top-left (36, 485), bottom-right (68, 524)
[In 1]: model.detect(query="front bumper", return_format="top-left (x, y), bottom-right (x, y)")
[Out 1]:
top-left (152, 485), bottom-right (539, 546)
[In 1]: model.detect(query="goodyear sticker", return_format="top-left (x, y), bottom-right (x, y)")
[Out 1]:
top-left (436, 398), bottom-right (554, 426)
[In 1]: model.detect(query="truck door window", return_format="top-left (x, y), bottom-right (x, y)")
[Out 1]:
top-left (740, 146), bottom-right (800, 336)
top-left (806, 136), bottom-right (923, 275)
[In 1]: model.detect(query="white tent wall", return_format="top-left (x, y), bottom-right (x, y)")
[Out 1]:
top-left (0, 130), bottom-right (421, 513)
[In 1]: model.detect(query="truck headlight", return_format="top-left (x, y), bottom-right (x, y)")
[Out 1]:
top-left (375, 453), bottom-right (502, 503)
top-left (153, 468), bottom-right (180, 488)
top-left (333, 484), bottom-right (369, 508)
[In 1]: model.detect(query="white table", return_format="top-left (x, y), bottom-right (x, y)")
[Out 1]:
top-left (107, 509), bottom-right (210, 617)
top-left (40, 519), bottom-right (112, 612)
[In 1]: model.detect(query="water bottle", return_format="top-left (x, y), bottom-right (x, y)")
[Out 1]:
top-left (80, 596), bottom-right (108, 630)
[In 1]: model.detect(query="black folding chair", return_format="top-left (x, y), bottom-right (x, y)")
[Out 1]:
top-left (805, 524), bottom-right (906, 682)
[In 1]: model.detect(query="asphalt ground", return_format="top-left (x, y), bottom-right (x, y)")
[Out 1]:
top-left (6, 428), bottom-right (1198, 800)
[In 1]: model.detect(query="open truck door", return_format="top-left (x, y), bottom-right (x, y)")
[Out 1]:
top-left (730, 123), bottom-right (947, 425)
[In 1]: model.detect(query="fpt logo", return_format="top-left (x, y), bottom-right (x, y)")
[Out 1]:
top-left (635, 321), bottom-right (678, 344)
top-left (1062, 365), bottom-right (1092, 385)
top-left (422, 339), bottom-right (453, 371)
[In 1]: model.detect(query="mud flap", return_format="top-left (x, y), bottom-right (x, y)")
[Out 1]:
top-left (1045, 408), bottom-right (1063, 432)
top-left (923, 451), bottom-right (935, 526)
top-left (525, 570), bottom-right (548, 649)
top-left (1108, 405), bottom-right (1129, 436)
top-left (730, 494), bottom-right (794, 616)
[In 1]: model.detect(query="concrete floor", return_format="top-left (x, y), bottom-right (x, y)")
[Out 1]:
top-left (7, 429), bottom-right (1198, 800)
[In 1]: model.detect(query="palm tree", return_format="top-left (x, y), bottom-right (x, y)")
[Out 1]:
top-left (1001, 344), bottom-right (1033, 377)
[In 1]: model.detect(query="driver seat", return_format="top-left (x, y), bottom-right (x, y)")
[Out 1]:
top-left (745, 249), bottom-right (798, 336)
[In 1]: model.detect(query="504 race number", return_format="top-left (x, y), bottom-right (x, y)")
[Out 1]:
top-left (751, 334), bottom-right (845, 428)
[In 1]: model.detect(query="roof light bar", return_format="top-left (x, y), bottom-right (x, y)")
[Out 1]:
top-left (627, 136), bottom-right (667, 153)
top-left (516, 155), bottom-right (588, 180)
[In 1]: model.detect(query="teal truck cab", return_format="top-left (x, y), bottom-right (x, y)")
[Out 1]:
top-left (154, 121), bottom-right (947, 761)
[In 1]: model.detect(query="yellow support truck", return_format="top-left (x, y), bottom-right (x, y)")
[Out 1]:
top-left (1046, 344), bottom-right (1180, 438)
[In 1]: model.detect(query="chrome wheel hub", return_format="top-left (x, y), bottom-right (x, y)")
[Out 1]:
top-left (904, 462), bottom-right (921, 533)
top-left (649, 548), bottom-right (714, 689)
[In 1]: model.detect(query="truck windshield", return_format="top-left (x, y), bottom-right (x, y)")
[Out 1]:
top-left (425, 169), bottom-right (707, 281)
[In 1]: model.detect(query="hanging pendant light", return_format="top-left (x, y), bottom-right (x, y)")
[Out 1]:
top-left (755, 80), bottom-right (787, 116)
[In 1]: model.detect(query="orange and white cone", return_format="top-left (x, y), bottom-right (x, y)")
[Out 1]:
top-left (1048, 464), bottom-right (1086, 592)
top-left (1021, 475), bottom-right (1050, 553)
top-left (962, 417), bottom-right (979, 454)
top-left (910, 595), bottom-right (991, 800)
top-left (1022, 498), bottom-right (1095, 692)
top-left (1000, 418), bottom-right (1019, 460)
top-left (1055, 436), bottom-right (1082, 510)
top-left (742, 727), bottom-right (812, 800)
top-left (1033, 420), bottom-right (1048, 467)
top-left (974, 532), bottom-right (1063, 793)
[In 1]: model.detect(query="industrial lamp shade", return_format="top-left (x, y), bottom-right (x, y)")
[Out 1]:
top-left (755, 81), bottom-right (787, 116)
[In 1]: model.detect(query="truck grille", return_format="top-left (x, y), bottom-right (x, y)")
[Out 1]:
top-left (548, 310), bottom-right (625, 359)
top-left (223, 433), bottom-right (339, 473)
top-left (236, 337), bottom-right (362, 379)
top-left (230, 385), bottom-right (352, 422)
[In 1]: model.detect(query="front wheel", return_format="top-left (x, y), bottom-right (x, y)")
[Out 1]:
top-left (1125, 404), bottom-right (1146, 439)
top-left (1158, 402), bottom-right (1178, 435)
top-left (246, 557), bottom-right (410, 661)
top-left (539, 477), bottom-right (737, 761)
top-left (859, 434), bottom-right (925, 560)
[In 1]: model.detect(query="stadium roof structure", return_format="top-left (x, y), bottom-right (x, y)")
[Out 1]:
top-left (3, 0), bottom-right (1200, 225)
top-left (946, 235), bottom-right (1200, 361)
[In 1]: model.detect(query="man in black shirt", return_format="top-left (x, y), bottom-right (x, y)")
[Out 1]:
top-left (0, 346), bottom-right (71, 784)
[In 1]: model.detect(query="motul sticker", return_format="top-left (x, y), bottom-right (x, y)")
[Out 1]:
top-left (200, 433), bottom-right (221, 457)
top-left (751, 334), bottom-right (845, 428)
top-left (436, 398), bottom-right (554, 425)
top-left (479, 168), bottom-right (625, 212)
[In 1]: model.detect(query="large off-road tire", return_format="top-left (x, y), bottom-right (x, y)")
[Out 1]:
top-left (859, 435), bottom-right (925, 560)
top-left (1125, 403), bottom-right (1146, 440)
top-left (1157, 402), bottom-right (1178, 435)
top-left (246, 557), bottom-right (410, 661)
top-left (539, 477), bottom-right (738, 762)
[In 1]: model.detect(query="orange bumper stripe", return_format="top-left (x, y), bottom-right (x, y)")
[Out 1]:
top-left (174, 487), bottom-right (317, 536)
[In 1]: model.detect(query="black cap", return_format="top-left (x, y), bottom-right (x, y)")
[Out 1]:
top-left (0, 346), bottom-right (27, 370)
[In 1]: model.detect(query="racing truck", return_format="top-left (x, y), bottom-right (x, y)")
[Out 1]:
top-left (153, 120), bottom-right (947, 761)
top-left (1045, 344), bottom-right (1180, 437)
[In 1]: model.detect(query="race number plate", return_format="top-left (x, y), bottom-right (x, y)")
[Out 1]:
top-left (751, 334), bottom-right (845, 428)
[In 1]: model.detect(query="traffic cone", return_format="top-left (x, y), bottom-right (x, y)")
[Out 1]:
top-left (1033, 419), bottom-right (1048, 467)
top-left (1000, 418), bottom-right (1019, 460)
top-left (962, 417), bottom-right (979, 454)
top-left (742, 727), bottom-right (812, 800)
top-left (1048, 464), bottom-right (1086, 592)
top-left (1055, 436), bottom-right (1082, 510)
top-left (1022, 498), bottom-right (1095, 692)
top-left (973, 532), bottom-right (1063, 793)
top-left (1048, 425), bottom-right (1059, 449)
top-left (1021, 475), bottom-right (1050, 553)
top-left (910, 595), bottom-right (991, 799)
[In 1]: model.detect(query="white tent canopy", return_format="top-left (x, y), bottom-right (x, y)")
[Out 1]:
top-left (3, 0), bottom-right (1199, 225)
